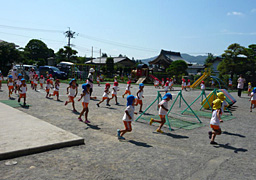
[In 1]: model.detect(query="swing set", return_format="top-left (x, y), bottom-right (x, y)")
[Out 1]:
top-left (135, 90), bottom-right (202, 131)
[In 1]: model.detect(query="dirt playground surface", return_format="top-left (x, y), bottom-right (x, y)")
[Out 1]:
top-left (0, 83), bottom-right (255, 180)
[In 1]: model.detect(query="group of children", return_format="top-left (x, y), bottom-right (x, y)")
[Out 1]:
top-left (153, 77), bottom-right (192, 92)
top-left (3, 70), bottom-right (256, 144)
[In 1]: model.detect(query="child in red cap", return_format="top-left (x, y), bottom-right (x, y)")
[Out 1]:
top-left (97, 83), bottom-right (111, 107)
top-left (161, 78), bottom-right (165, 88)
top-left (49, 79), bottom-right (60, 101)
top-left (122, 80), bottom-right (132, 98)
top-left (45, 79), bottom-right (52, 98)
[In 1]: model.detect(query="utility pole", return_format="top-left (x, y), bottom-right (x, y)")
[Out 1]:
top-left (64, 27), bottom-right (77, 61)
top-left (64, 27), bottom-right (77, 47)
top-left (99, 49), bottom-right (101, 64)
top-left (91, 46), bottom-right (93, 63)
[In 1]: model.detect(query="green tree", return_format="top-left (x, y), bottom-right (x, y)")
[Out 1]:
top-left (204, 53), bottom-right (215, 68)
top-left (55, 46), bottom-right (78, 63)
top-left (24, 39), bottom-right (52, 64)
top-left (166, 60), bottom-right (188, 77)
top-left (0, 41), bottom-right (21, 75)
top-left (244, 44), bottom-right (256, 84)
top-left (218, 43), bottom-right (246, 79)
top-left (106, 57), bottom-right (114, 77)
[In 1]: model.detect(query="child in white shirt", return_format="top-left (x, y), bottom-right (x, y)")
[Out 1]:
top-left (39, 75), bottom-right (45, 89)
top-left (136, 83), bottom-right (144, 113)
top-left (208, 99), bottom-right (223, 145)
top-left (122, 80), bottom-right (131, 98)
top-left (78, 83), bottom-right (91, 123)
top-left (18, 78), bottom-right (27, 106)
top-left (150, 93), bottom-right (172, 133)
top-left (49, 79), bottom-right (60, 101)
top-left (109, 82), bottom-right (120, 105)
top-left (97, 83), bottom-right (111, 107)
top-left (201, 81), bottom-right (205, 91)
top-left (117, 95), bottom-right (137, 140)
top-left (65, 79), bottom-right (78, 112)
top-left (250, 88), bottom-right (256, 112)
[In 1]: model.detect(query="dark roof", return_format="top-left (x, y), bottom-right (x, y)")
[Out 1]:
top-left (149, 50), bottom-right (189, 65)
top-left (85, 57), bottom-right (135, 66)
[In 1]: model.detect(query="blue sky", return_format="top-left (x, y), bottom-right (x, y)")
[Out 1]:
top-left (0, 0), bottom-right (255, 59)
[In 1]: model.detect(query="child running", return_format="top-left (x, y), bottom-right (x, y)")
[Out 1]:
top-left (154, 78), bottom-right (160, 88)
top-left (248, 82), bottom-right (252, 96)
top-left (136, 83), bottom-right (144, 113)
top-left (228, 78), bottom-right (232, 89)
top-left (7, 75), bottom-right (14, 98)
top-left (49, 79), bottom-right (60, 101)
top-left (97, 83), bottom-right (111, 107)
top-left (161, 78), bottom-right (165, 88)
top-left (122, 80), bottom-right (131, 98)
top-left (109, 81), bottom-right (120, 105)
top-left (164, 81), bottom-right (169, 93)
top-left (39, 75), bottom-right (45, 89)
top-left (78, 83), bottom-right (91, 123)
top-left (96, 75), bottom-right (100, 86)
top-left (187, 79), bottom-right (191, 91)
top-left (45, 79), bottom-right (52, 98)
top-left (117, 95), bottom-right (137, 140)
top-left (208, 99), bottom-right (223, 145)
top-left (65, 79), bottom-right (78, 112)
top-left (149, 93), bottom-right (172, 133)
top-left (16, 73), bottom-right (22, 95)
top-left (250, 87), bottom-right (256, 112)
top-left (18, 78), bottom-right (27, 106)
top-left (169, 78), bottom-right (174, 90)
top-left (33, 74), bottom-right (39, 91)
top-left (201, 81), bottom-right (205, 91)
top-left (0, 71), bottom-right (3, 90)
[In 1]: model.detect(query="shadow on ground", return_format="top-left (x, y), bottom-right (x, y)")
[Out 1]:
top-left (128, 140), bottom-right (152, 148)
top-left (214, 143), bottom-right (248, 153)
top-left (223, 131), bottom-right (246, 138)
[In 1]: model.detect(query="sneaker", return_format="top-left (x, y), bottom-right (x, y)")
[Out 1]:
top-left (96, 103), bottom-right (99, 107)
top-left (208, 131), bottom-right (212, 139)
top-left (118, 136), bottom-right (126, 140)
top-left (117, 129), bottom-right (121, 137)
top-left (149, 118), bottom-right (154, 125)
top-left (106, 104), bottom-right (111, 106)
top-left (156, 129), bottom-right (164, 133)
top-left (84, 120), bottom-right (90, 124)
top-left (139, 110), bottom-right (143, 113)
top-left (64, 101), bottom-right (68, 106)
top-left (122, 95), bottom-right (124, 98)
top-left (115, 102), bottom-right (119, 105)
top-left (210, 141), bottom-right (218, 145)
top-left (78, 117), bottom-right (83, 122)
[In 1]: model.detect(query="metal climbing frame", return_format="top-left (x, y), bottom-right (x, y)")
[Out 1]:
top-left (135, 90), bottom-right (202, 131)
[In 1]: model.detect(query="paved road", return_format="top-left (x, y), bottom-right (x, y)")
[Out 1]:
top-left (0, 83), bottom-right (255, 180)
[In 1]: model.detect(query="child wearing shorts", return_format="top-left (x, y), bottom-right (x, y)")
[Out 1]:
top-left (117, 95), bottom-right (137, 140)
top-left (49, 79), bottom-right (60, 101)
top-left (78, 83), bottom-right (91, 123)
top-left (187, 79), bottom-right (191, 90)
top-left (149, 93), bottom-right (172, 133)
top-left (164, 81), bottom-right (169, 93)
top-left (97, 83), bottom-right (111, 107)
top-left (39, 75), bottom-right (45, 89)
top-left (201, 81), bottom-right (205, 91)
top-left (7, 75), bottom-right (14, 98)
top-left (228, 78), bottom-right (232, 89)
top-left (122, 80), bottom-right (131, 98)
top-left (136, 83), bottom-right (144, 113)
top-left (65, 79), bottom-right (78, 112)
top-left (45, 79), bottom-right (52, 98)
top-left (161, 78), bottom-right (165, 88)
top-left (109, 81), bottom-right (120, 105)
top-left (208, 99), bottom-right (223, 145)
top-left (169, 78), bottom-right (173, 90)
top-left (248, 82), bottom-right (252, 96)
top-left (250, 87), bottom-right (256, 112)
top-left (154, 78), bottom-right (159, 88)
top-left (16, 73), bottom-right (22, 94)
top-left (33, 74), bottom-right (39, 91)
top-left (18, 78), bottom-right (27, 106)
top-left (97, 75), bottom-right (100, 86)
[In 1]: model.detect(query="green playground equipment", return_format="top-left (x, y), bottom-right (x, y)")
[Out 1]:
top-left (181, 89), bottom-right (233, 116)
top-left (135, 90), bottom-right (202, 131)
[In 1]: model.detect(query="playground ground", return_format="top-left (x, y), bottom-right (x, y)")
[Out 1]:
top-left (0, 83), bottom-right (255, 180)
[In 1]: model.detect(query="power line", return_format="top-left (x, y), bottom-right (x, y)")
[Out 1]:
top-left (0, 24), bottom-right (62, 33)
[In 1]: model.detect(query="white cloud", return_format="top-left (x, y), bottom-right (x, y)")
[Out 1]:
top-left (251, 8), bottom-right (256, 13)
top-left (227, 11), bottom-right (244, 16)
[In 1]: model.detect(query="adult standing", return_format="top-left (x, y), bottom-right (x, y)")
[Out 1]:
top-left (237, 74), bottom-right (246, 97)
top-left (87, 68), bottom-right (97, 99)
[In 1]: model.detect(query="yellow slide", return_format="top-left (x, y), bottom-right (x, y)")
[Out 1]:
top-left (201, 91), bottom-right (217, 109)
top-left (190, 71), bottom-right (210, 89)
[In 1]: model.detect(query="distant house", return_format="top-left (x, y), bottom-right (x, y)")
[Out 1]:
top-left (187, 63), bottom-right (205, 75)
top-left (149, 50), bottom-right (190, 70)
top-left (85, 56), bottom-right (135, 67)
top-left (211, 57), bottom-right (222, 76)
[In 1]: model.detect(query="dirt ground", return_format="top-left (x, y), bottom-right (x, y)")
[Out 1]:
top-left (0, 82), bottom-right (255, 180)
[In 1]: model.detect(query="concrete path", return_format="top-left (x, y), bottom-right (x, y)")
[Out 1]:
top-left (0, 102), bottom-right (84, 160)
